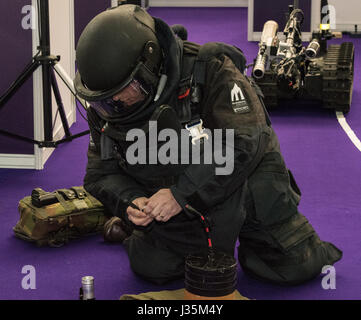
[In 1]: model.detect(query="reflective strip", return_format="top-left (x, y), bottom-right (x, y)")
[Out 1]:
top-left (336, 111), bottom-right (361, 152)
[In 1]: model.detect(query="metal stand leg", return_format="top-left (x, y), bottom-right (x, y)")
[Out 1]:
top-left (0, 0), bottom-right (90, 148)
top-left (0, 59), bottom-right (40, 109)
top-left (50, 68), bottom-right (71, 138)
top-left (53, 63), bottom-right (89, 110)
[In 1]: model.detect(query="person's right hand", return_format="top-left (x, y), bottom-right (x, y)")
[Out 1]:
top-left (126, 197), bottom-right (154, 227)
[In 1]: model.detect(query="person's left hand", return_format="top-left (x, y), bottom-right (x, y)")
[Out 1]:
top-left (126, 197), bottom-right (153, 227)
top-left (142, 188), bottom-right (182, 222)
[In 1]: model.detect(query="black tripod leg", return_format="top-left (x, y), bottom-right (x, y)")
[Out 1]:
top-left (50, 68), bottom-right (71, 138)
top-left (0, 129), bottom-right (40, 145)
top-left (0, 59), bottom-right (39, 109)
top-left (0, 0), bottom-right (88, 149)
top-left (53, 65), bottom-right (88, 110)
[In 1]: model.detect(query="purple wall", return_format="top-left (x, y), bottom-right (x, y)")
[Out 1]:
top-left (74, 0), bottom-right (111, 46)
top-left (0, 0), bottom-right (34, 154)
top-left (254, 0), bottom-right (312, 32)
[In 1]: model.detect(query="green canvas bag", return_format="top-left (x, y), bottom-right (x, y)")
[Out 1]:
top-left (13, 186), bottom-right (108, 247)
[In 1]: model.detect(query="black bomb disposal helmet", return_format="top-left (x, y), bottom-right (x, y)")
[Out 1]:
top-left (74, 5), bottom-right (162, 108)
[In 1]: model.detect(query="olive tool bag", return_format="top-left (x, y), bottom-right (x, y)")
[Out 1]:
top-left (13, 186), bottom-right (108, 247)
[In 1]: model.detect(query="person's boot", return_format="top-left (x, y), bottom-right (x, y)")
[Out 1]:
top-left (103, 217), bottom-right (133, 243)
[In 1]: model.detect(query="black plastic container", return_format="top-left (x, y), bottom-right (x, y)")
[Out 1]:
top-left (184, 251), bottom-right (237, 299)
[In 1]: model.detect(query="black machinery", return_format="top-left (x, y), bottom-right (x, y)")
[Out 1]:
top-left (252, 0), bottom-right (354, 113)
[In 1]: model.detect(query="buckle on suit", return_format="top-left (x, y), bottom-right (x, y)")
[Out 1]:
top-left (185, 119), bottom-right (209, 145)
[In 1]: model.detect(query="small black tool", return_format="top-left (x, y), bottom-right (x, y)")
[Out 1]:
top-left (123, 199), bottom-right (142, 211)
top-left (122, 199), bottom-right (154, 232)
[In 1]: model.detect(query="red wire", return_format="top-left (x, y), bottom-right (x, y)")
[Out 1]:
top-left (185, 204), bottom-right (213, 249)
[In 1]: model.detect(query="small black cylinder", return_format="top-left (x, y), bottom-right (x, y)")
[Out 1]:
top-left (185, 251), bottom-right (237, 298)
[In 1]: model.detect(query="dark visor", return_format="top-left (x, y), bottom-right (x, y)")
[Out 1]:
top-left (88, 78), bottom-right (150, 118)
top-left (75, 61), bottom-right (145, 102)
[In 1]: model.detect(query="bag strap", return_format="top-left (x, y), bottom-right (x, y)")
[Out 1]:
top-left (57, 188), bottom-right (76, 200)
top-left (70, 186), bottom-right (86, 199)
top-left (54, 191), bottom-right (75, 214)
top-left (71, 186), bottom-right (103, 208)
top-left (176, 46), bottom-right (200, 124)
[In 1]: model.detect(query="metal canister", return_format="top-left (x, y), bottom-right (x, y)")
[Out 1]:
top-left (80, 276), bottom-right (95, 300)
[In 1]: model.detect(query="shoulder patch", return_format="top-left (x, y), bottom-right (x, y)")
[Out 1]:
top-left (229, 82), bottom-right (251, 114)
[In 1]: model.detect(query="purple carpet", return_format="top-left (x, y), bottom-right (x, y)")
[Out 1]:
top-left (0, 7), bottom-right (360, 300)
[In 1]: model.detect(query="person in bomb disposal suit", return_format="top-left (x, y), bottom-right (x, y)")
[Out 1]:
top-left (74, 5), bottom-right (342, 285)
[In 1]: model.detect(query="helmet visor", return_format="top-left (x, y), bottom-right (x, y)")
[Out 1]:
top-left (88, 78), bottom-right (150, 119)
top-left (75, 56), bottom-right (159, 103)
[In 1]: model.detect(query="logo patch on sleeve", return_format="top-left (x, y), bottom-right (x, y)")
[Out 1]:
top-left (230, 83), bottom-right (250, 114)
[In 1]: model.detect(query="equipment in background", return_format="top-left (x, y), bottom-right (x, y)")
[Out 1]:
top-left (0, 0), bottom-right (89, 148)
top-left (79, 276), bottom-right (95, 300)
top-left (13, 186), bottom-right (108, 247)
top-left (252, 0), bottom-right (354, 113)
top-left (342, 25), bottom-right (361, 38)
